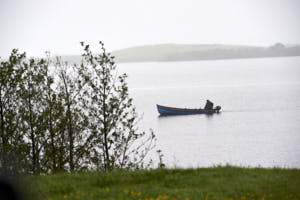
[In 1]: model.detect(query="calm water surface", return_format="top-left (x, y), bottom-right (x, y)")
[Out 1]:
top-left (118, 57), bottom-right (300, 168)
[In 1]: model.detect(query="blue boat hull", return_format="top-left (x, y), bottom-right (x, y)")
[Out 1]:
top-left (157, 104), bottom-right (220, 116)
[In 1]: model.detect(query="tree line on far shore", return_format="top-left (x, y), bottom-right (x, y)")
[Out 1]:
top-left (0, 42), bottom-right (155, 174)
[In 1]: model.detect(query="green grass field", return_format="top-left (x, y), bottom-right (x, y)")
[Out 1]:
top-left (24, 166), bottom-right (300, 200)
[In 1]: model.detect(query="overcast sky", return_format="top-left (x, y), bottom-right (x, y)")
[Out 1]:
top-left (0, 0), bottom-right (300, 57)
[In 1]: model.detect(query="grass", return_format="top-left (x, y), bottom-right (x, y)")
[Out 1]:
top-left (22, 166), bottom-right (300, 200)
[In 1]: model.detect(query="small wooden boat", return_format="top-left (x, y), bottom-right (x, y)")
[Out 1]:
top-left (157, 104), bottom-right (221, 116)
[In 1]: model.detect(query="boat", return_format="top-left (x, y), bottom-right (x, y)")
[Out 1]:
top-left (156, 102), bottom-right (221, 116)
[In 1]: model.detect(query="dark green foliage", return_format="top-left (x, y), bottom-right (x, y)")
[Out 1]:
top-left (0, 42), bottom-right (155, 174)
top-left (79, 41), bottom-right (155, 171)
top-left (40, 58), bottom-right (68, 172)
top-left (18, 57), bottom-right (49, 174)
top-left (0, 49), bottom-right (29, 174)
top-left (54, 58), bottom-right (90, 172)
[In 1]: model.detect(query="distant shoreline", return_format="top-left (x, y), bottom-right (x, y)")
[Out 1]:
top-left (60, 43), bottom-right (300, 64)
top-left (115, 54), bottom-right (300, 64)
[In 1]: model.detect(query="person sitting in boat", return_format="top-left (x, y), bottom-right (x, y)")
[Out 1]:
top-left (204, 99), bottom-right (214, 110)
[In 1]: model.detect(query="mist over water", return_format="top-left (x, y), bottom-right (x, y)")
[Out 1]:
top-left (118, 56), bottom-right (300, 168)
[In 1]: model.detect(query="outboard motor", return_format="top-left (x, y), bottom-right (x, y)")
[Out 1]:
top-left (215, 105), bottom-right (221, 113)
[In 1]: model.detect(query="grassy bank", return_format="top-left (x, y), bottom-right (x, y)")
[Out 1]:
top-left (24, 166), bottom-right (300, 200)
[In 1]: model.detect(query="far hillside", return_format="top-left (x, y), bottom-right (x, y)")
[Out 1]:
top-left (112, 43), bottom-right (300, 63)
top-left (61, 43), bottom-right (300, 64)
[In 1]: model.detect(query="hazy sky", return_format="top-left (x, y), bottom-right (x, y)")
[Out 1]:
top-left (0, 0), bottom-right (299, 57)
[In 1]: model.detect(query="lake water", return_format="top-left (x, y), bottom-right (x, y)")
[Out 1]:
top-left (118, 56), bottom-right (300, 168)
